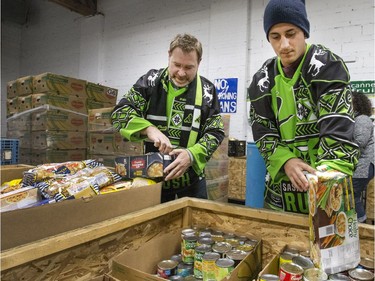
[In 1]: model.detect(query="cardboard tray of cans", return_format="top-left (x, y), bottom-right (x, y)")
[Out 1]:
top-left (1, 198), bottom-right (373, 281)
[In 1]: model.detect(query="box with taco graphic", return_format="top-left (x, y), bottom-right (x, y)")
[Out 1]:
top-left (306, 167), bottom-right (360, 274)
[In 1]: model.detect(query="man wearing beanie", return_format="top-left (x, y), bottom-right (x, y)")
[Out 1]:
top-left (247, 0), bottom-right (359, 214)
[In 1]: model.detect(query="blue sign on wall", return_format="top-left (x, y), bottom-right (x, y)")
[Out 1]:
top-left (214, 78), bottom-right (238, 113)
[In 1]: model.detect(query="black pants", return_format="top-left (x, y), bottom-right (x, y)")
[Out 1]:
top-left (161, 177), bottom-right (207, 203)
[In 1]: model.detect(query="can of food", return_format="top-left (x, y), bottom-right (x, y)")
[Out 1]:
top-left (177, 262), bottom-right (193, 277)
top-left (169, 275), bottom-right (185, 281)
top-left (225, 249), bottom-right (248, 267)
top-left (198, 237), bottom-right (215, 247)
top-left (237, 235), bottom-right (248, 245)
top-left (182, 234), bottom-right (198, 264)
top-left (211, 230), bottom-right (224, 242)
top-left (236, 243), bottom-right (255, 253)
top-left (184, 275), bottom-right (201, 281)
top-left (259, 274), bottom-right (280, 281)
top-left (215, 258), bottom-right (235, 280)
top-left (194, 244), bottom-right (212, 279)
top-left (199, 231), bottom-right (212, 238)
top-left (279, 252), bottom-right (294, 267)
top-left (303, 267), bottom-right (328, 281)
top-left (292, 255), bottom-right (314, 270)
top-left (328, 273), bottom-right (351, 280)
top-left (212, 241), bottom-right (232, 258)
top-left (157, 260), bottom-right (178, 278)
top-left (360, 257), bottom-right (375, 270)
top-left (182, 228), bottom-right (196, 238)
top-left (171, 254), bottom-right (182, 263)
top-left (348, 268), bottom-right (374, 281)
top-left (279, 262), bottom-right (304, 281)
top-left (202, 252), bottom-right (220, 281)
top-left (299, 250), bottom-right (310, 258)
top-left (283, 246), bottom-right (300, 257)
top-left (223, 233), bottom-right (236, 240)
top-left (226, 238), bottom-right (240, 248)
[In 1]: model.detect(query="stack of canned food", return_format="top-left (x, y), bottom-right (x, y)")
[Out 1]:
top-left (259, 246), bottom-right (374, 281)
top-left (156, 227), bottom-right (259, 280)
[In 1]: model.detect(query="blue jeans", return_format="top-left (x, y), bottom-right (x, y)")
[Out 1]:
top-left (352, 163), bottom-right (374, 222)
top-left (161, 177), bottom-right (207, 203)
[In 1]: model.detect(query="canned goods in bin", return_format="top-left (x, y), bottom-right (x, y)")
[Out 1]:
top-left (360, 257), bottom-right (375, 270)
top-left (303, 267), bottom-right (328, 281)
top-left (292, 255), bottom-right (314, 270)
top-left (182, 234), bottom-right (198, 264)
top-left (279, 262), bottom-right (304, 281)
top-left (215, 258), bottom-right (235, 280)
top-left (348, 268), bottom-right (374, 281)
top-left (202, 252), bottom-right (220, 281)
top-left (171, 254), bottom-right (182, 263)
top-left (328, 273), bottom-right (351, 280)
top-left (198, 237), bottom-right (214, 247)
top-left (157, 260), bottom-right (178, 278)
top-left (260, 274), bottom-right (280, 281)
top-left (194, 244), bottom-right (212, 279)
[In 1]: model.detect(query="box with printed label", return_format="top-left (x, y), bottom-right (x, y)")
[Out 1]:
top-left (31, 131), bottom-right (87, 150)
top-left (33, 72), bottom-right (87, 96)
top-left (16, 75), bottom-right (33, 96)
top-left (31, 109), bottom-right (87, 132)
top-left (88, 107), bottom-right (115, 132)
top-left (86, 82), bottom-right (118, 105)
top-left (32, 92), bottom-right (87, 114)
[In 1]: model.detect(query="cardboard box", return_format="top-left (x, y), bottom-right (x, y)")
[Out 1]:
top-left (32, 92), bottom-right (88, 114)
top-left (7, 80), bottom-right (17, 99)
top-left (88, 132), bottom-right (143, 155)
top-left (7, 114), bottom-right (31, 131)
top-left (6, 97), bottom-right (18, 116)
top-left (114, 153), bottom-right (172, 179)
top-left (17, 94), bottom-right (32, 112)
top-left (31, 131), bottom-right (87, 150)
top-left (88, 107), bottom-right (115, 132)
top-left (111, 229), bottom-right (262, 281)
top-left (206, 175), bottom-right (229, 201)
top-left (31, 149), bottom-right (87, 165)
top-left (0, 164), bottom-right (35, 184)
top-left (87, 99), bottom-right (115, 110)
top-left (16, 75), bottom-right (33, 96)
top-left (86, 82), bottom-right (118, 105)
top-left (33, 72), bottom-right (87, 96)
top-left (31, 109), bottom-right (87, 132)
top-left (7, 130), bottom-right (32, 149)
top-left (1, 182), bottom-right (162, 250)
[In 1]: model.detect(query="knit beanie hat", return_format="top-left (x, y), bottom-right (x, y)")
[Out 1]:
top-left (263, 0), bottom-right (310, 40)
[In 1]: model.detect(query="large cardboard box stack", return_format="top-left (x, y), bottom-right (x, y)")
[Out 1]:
top-left (6, 73), bottom-right (121, 165)
top-left (228, 156), bottom-right (247, 201)
top-left (205, 114), bottom-right (230, 201)
top-left (6, 76), bottom-right (34, 164)
top-left (87, 107), bottom-right (143, 167)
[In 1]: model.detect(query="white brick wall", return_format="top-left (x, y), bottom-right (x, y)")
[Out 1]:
top-left (1, 0), bottom-right (374, 140)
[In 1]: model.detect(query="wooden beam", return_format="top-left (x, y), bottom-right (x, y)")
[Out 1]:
top-left (49, 0), bottom-right (97, 16)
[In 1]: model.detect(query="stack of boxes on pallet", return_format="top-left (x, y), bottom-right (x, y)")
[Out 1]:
top-left (6, 73), bottom-right (118, 165)
top-left (204, 114), bottom-right (230, 202)
top-left (228, 156), bottom-right (247, 201)
top-left (87, 107), bottom-right (143, 167)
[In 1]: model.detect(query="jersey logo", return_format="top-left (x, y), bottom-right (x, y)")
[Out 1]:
top-left (257, 65), bottom-right (269, 92)
top-left (147, 71), bottom-right (158, 86)
top-left (203, 84), bottom-right (213, 104)
top-left (308, 50), bottom-right (326, 77)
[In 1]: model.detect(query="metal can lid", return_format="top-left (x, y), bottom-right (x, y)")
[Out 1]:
top-left (182, 228), bottom-right (196, 236)
top-left (178, 262), bottom-right (193, 269)
top-left (195, 244), bottom-right (212, 253)
top-left (259, 274), bottom-right (280, 281)
top-left (215, 258), bottom-right (235, 268)
top-left (199, 237), bottom-right (214, 245)
top-left (292, 255), bottom-right (314, 269)
top-left (212, 242), bottom-right (232, 253)
top-left (304, 267), bottom-right (328, 281)
top-left (348, 268), bottom-right (374, 281)
top-left (202, 251), bottom-right (220, 261)
top-left (183, 235), bottom-right (198, 242)
top-left (280, 262), bottom-right (304, 275)
top-left (360, 257), bottom-right (375, 270)
top-left (236, 243), bottom-right (255, 253)
top-left (280, 252), bottom-right (294, 261)
top-left (158, 260), bottom-right (178, 270)
top-left (283, 246), bottom-right (300, 256)
top-left (170, 254), bottom-right (182, 263)
top-left (328, 273), bottom-right (351, 281)
top-left (226, 249), bottom-right (248, 261)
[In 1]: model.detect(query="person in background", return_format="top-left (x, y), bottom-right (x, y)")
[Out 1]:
top-left (247, 0), bottom-right (359, 214)
top-left (111, 33), bottom-right (225, 203)
top-left (352, 91), bottom-right (374, 223)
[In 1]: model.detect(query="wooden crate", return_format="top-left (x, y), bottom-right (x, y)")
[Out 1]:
top-left (1, 199), bottom-right (374, 280)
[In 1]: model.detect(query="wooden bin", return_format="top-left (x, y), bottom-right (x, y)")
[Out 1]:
top-left (1, 198), bottom-right (374, 280)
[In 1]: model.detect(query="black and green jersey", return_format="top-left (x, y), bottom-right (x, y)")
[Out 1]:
top-left (248, 44), bottom-right (359, 214)
top-left (112, 68), bottom-right (224, 191)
